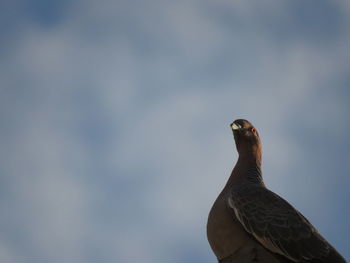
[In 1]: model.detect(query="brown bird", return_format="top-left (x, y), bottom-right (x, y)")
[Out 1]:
top-left (207, 119), bottom-right (347, 263)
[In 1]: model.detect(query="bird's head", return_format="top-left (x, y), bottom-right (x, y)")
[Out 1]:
top-left (230, 119), bottom-right (261, 157)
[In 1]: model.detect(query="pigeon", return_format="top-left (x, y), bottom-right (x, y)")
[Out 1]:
top-left (207, 119), bottom-right (347, 263)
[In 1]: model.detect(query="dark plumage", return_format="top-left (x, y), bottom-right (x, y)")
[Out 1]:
top-left (207, 119), bottom-right (346, 263)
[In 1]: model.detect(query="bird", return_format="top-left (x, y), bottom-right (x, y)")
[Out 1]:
top-left (207, 119), bottom-right (347, 263)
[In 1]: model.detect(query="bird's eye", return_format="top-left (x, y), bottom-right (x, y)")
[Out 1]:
top-left (251, 128), bottom-right (258, 136)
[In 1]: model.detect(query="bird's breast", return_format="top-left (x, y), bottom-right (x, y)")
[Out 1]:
top-left (207, 193), bottom-right (253, 260)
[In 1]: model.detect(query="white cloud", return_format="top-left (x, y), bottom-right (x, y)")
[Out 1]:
top-left (0, 241), bottom-right (21, 263)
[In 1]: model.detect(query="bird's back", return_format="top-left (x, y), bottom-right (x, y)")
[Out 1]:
top-left (228, 183), bottom-right (347, 263)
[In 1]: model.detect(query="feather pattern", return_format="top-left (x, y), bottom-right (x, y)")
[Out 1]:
top-left (228, 184), bottom-right (330, 261)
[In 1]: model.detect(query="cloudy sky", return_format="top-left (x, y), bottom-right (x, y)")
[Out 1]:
top-left (1, 0), bottom-right (349, 262)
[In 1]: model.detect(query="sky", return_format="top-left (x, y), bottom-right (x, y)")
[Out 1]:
top-left (0, 0), bottom-right (349, 262)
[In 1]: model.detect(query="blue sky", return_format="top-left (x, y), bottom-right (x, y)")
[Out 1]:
top-left (0, 0), bottom-right (349, 262)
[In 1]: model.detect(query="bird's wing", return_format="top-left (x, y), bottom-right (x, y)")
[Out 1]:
top-left (228, 185), bottom-right (330, 261)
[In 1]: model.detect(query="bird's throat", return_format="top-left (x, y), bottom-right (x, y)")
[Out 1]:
top-left (226, 152), bottom-right (264, 187)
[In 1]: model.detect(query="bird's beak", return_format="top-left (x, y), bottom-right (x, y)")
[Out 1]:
top-left (230, 122), bottom-right (242, 130)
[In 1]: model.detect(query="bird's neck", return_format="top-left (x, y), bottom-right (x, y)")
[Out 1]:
top-left (226, 151), bottom-right (264, 187)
